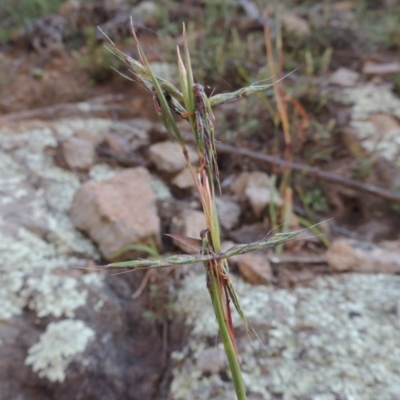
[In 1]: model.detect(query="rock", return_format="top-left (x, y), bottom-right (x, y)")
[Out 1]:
top-left (245, 186), bottom-right (280, 218)
top-left (88, 163), bottom-right (119, 181)
top-left (229, 222), bottom-right (269, 244)
top-left (231, 171), bottom-right (282, 217)
top-left (74, 128), bottom-right (99, 144)
top-left (0, 268), bottom-right (175, 400)
top-left (326, 238), bottom-right (400, 273)
top-left (369, 113), bottom-right (400, 139)
top-left (215, 196), bottom-right (241, 230)
top-left (103, 132), bottom-right (130, 154)
top-left (220, 240), bottom-right (236, 253)
top-left (362, 62), bottom-right (400, 75)
top-left (14, 14), bottom-right (67, 52)
top-left (115, 118), bottom-right (152, 150)
top-left (149, 141), bottom-right (198, 173)
top-left (234, 171), bottom-right (271, 194)
top-left (329, 67), bottom-right (359, 87)
top-left (281, 13), bottom-right (311, 37)
top-left (25, 319), bottom-right (95, 382)
top-left (150, 175), bottom-right (172, 200)
top-left (231, 171), bottom-right (270, 196)
top-left (171, 168), bottom-right (196, 189)
top-left (70, 167), bottom-right (160, 259)
top-left (0, 119), bottom-right (178, 400)
top-left (58, 137), bottom-right (95, 171)
top-left (334, 1), bottom-right (356, 11)
top-left (196, 347), bottom-right (226, 374)
top-left (172, 272), bottom-right (400, 399)
top-left (132, 1), bottom-right (159, 26)
top-left (236, 253), bottom-right (273, 284)
top-left (338, 85), bottom-right (400, 163)
top-left (170, 210), bottom-right (206, 254)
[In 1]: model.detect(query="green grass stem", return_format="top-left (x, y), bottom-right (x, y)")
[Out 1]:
top-left (105, 22), bottom-right (306, 400)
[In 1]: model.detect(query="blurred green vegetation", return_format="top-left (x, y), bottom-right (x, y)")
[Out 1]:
top-left (0, 0), bottom-right (65, 42)
top-left (78, 27), bottom-right (125, 84)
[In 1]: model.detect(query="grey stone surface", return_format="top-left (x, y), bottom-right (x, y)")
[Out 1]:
top-left (0, 119), bottom-right (171, 400)
top-left (171, 272), bottom-right (400, 400)
top-left (339, 85), bottom-right (400, 163)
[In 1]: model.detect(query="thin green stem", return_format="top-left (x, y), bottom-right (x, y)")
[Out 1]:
top-left (208, 264), bottom-right (247, 400)
top-left (105, 26), bottom-right (307, 400)
top-left (107, 230), bottom-right (301, 269)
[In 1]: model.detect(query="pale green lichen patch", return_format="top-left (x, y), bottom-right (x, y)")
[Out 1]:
top-left (339, 85), bottom-right (400, 163)
top-left (0, 119), bottom-right (115, 321)
top-left (171, 272), bottom-right (400, 399)
top-left (21, 275), bottom-right (88, 318)
top-left (88, 163), bottom-right (120, 181)
top-left (82, 272), bottom-right (105, 288)
top-left (150, 174), bottom-right (172, 200)
top-left (52, 118), bottom-right (113, 139)
top-left (25, 319), bottom-right (95, 382)
top-left (0, 227), bottom-right (91, 320)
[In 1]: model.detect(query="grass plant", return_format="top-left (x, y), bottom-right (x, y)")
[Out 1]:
top-left (103, 21), bottom-right (304, 400)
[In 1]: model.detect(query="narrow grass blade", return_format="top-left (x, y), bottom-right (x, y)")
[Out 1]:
top-left (131, 34), bottom-right (186, 148)
top-left (296, 215), bottom-right (331, 248)
top-left (209, 82), bottom-right (275, 107)
top-left (109, 241), bottom-right (159, 260)
top-left (107, 230), bottom-right (303, 269)
top-left (182, 24), bottom-right (195, 114)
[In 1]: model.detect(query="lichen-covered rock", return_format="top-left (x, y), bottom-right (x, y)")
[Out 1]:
top-left (25, 319), bottom-right (95, 382)
top-left (0, 118), bottom-right (181, 400)
top-left (339, 85), bottom-right (400, 163)
top-left (70, 167), bottom-right (161, 259)
top-left (0, 119), bottom-right (100, 323)
top-left (1, 273), bottom-right (172, 400)
top-left (171, 273), bottom-right (400, 400)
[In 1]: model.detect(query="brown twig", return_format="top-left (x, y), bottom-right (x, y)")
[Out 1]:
top-left (216, 143), bottom-right (400, 204)
top-left (0, 94), bottom-right (130, 121)
top-left (131, 269), bottom-right (153, 299)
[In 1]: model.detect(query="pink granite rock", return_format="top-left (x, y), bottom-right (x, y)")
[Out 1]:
top-left (70, 167), bottom-right (160, 259)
